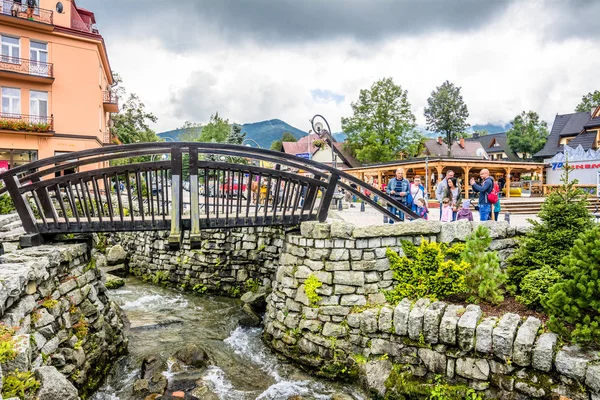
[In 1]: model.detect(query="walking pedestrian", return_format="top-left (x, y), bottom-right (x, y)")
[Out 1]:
top-left (470, 169), bottom-right (494, 221)
top-left (385, 168), bottom-right (409, 223)
top-left (408, 175), bottom-right (426, 213)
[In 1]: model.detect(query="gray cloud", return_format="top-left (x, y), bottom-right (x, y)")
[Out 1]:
top-left (79, 0), bottom-right (513, 47)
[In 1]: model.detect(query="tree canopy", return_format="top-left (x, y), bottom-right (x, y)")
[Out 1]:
top-left (270, 131), bottom-right (298, 151)
top-left (199, 113), bottom-right (230, 143)
top-left (506, 111), bottom-right (549, 159)
top-left (575, 90), bottom-right (600, 113)
top-left (342, 77), bottom-right (421, 163)
top-left (423, 80), bottom-right (469, 157)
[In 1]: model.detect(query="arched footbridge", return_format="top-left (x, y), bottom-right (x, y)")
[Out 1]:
top-left (0, 143), bottom-right (418, 248)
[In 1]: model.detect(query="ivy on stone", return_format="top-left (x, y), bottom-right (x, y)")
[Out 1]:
top-left (304, 275), bottom-right (323, 307)
top-left (542, 225), bottom-right (600, 344)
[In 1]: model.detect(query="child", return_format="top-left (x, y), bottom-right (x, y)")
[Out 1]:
top-left (415, 198), bottom-right (428, 220)
top-left (440, 198), bottom-right (453, 222)
top-left (456, 199), bottom-right (474, 221)
top-left (493, 196), bottom-right (501, 221)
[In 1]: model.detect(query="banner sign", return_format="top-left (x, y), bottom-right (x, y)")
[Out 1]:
top-left (551, 162), bottom-right (600, 170)
top-left (296, 153), bottom-right (310, 159)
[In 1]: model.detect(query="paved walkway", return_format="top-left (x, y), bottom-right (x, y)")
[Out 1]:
top-left (332, 203), bottom-right (539, 228)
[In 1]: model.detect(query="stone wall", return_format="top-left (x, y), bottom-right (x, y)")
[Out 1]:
top-left (118, 227), bottom-right (287, 296)
top-left (0, 242), bottom-right (128, 399)
top-left (264, 220), bottom-right (599, 399)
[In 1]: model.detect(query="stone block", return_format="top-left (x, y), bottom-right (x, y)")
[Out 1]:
top-left (393, 298), bottom-right (412, 336)
top-left (457, 305), bottom-right (481, 352)
top-left (475, 317), bottom-right (497, 354)
top-left (333, 271), bottom-right (364, 286)
top-left (351, 260), bottom-right (376, 271)
top-left (378, 306), bottom-right (393, 333)
top-left (439, 220), bottom-right (472, 243)
top-left (319, 306), bottom-right (351, 316)
top-left (423, 301), bottom-right (446, 344)
top-left (586, 364), bottom-right (600, 394)
top-left (334, 285), bottom-right (356, 295)
top-left (532, 332), bottom-right (557, 373)
top-left (325, 261), bottom-right (350, 272)
top-left (492, 313), bottom-right (520, 360)
top-left (360, 360), bottom-right (392, 398)
top-left (439, 305), bottom-right (462, 345)
top-left (322, 322), bottom-right (347, 338)
top-left (340, 295), bottom-right (366, 306)
top-left (360, 310), bottom-right (378, 334)
top-left (418, 348), bottom-right (446, 374)
top-left (555, 345), bottom-right (598, 380)
top-left (456, 357), bottom-right (489, 381)
top-left (408, 298), bottom-right (431, 341)
top-left (513, 317), bottom-right (541, 367)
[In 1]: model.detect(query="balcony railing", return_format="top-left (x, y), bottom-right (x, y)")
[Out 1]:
top-left (0, 0), bottom-right (53, 25)
top-left (103, 91), bottom-right (118, 104)
top-left (0, 56), bottom-right (53, 78)
top-left (0, 113), bottom-right (54, 133)
top-left (71, 2), bottom-right (97, 34)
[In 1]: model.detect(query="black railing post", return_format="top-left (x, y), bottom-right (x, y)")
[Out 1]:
top-left (189, 147), bottom-right (201, 248)
top-left (168, 148), bottom-right (183, 250)
top-left (4, 175), bottom-right (42, 246)
top-left (317, 173), bottom-right (340, 222)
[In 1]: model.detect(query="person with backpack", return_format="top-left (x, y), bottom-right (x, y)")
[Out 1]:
top-left (470, 169), bottom-right (497, 221)
top-left (408, 175), bottom-right (425, 213)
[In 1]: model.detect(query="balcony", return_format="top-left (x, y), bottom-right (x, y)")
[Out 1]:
top-left (103, 91), bottom-right (119, 113)
top-left (0, 1), bottom-right (53, 30)
top-left (0, 113), bottom-right (54, 135)
top-left (0, 56), bottom-right (54, 83)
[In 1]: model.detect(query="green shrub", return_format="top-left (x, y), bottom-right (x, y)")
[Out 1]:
top-left (385, 240), bottom-right (469, 303)
top-left (516, 266), bottom-right (562, 309)
top-left (461, 225), bottom-right (506, 304)
top-left (1, 369), bottom-right (40, 399)
top-left (506, 165), bottom-right (592, 293)
top-left (304, 275), bottom-right (323, 307)
top-left (542, 225), bottom-right (600, 344)
top-left (0, 194), bottom-right (15, 215)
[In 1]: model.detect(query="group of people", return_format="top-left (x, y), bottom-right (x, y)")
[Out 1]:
top-left (384, 168), bottom-right (501, 223)
top-left (9, 0), bottom-right (37, 20)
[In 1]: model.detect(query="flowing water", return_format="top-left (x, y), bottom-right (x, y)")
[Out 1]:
top-left (91, 278), bottom-right (366, 400)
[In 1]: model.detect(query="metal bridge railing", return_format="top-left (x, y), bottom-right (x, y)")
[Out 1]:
top-left (0, 143), bottom-right (418, 248)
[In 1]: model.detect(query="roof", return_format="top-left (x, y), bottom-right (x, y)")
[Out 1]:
top-left (281, 135), bottom-right (362, 169)
top-left (423, 139), bottom-right (485, 158)
top-left (332, 142), bottom-right (361, 168)
top-left (584, 117), bottom-right (600, 129)
top-left (466, 132), bottom-right (521, 161)
top-left (566, 130), bottom-right (597, 149)
top-left (535, 112), bottom-right (591, 158)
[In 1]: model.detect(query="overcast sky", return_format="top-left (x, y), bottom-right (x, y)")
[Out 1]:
top-left (78, 0), bottom-right (599, 134)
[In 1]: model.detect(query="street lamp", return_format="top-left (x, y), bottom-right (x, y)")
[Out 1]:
top-left (242, 139), bottom-right (261, 148)
top-left (310, 114), bottom-right (336, 169)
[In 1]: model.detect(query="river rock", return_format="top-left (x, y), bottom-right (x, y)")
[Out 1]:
top-left (35, 366), bottom-right (78, 400)
top-left (190, 380), bottom-right (219, 400)
top-left (240, 287), bottom-right (268, 312)
top-left (239, 303), bottom-right (261, 327)
top-left (173, 344), bottom-right (209, 368)
top-left (107, 245), bottom-right (127, 265)
top-left (141, 355), bottom-right (167, 380)
top-left (104, 273), bottom-right (125, 289)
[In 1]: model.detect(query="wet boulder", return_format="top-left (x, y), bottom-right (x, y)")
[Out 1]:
top-left (35, 366), bottom-right (79, 400)
top-left (190, 380), bottom-right (219, 400)
top-left (141, 355), bottom-right (168, 380)
top-left (240, 286), bottom-right (268, 312)
top-left (173, 344), bottom-right (210, 369)
top-left (239, 303), bottom-right (261, 327)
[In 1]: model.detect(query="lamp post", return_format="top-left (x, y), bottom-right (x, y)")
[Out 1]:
top-left (310, 114), bottom-right (336, 170)
top-left (242, 139), bottom-right (261, 148)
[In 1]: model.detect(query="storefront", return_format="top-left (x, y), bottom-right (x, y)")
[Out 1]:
top-left (0, 148), bottom-right (38, 170)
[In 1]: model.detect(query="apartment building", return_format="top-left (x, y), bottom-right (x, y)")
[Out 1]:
top-left (0, 0), bottom-right (116, 172)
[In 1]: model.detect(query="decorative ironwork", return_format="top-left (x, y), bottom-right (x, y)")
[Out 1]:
top-left (0, 113), bottom-right (53, 133)
top-left (0, 56), bottom-right (53, 78)
top-left (103, 91), bottom-right (118, 105)
top-left (1, 0), bottom-right (53, 25)
top-left (0, 143), bottom-right (419, 248)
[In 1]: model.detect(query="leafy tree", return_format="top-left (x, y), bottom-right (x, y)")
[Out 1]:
top-left (575, 90), bottom-right (600, 113)
top-left (179, 121), bottom-right (203, 142)
top-left (506, 111), bottom-right (549, 159)
top-left (506, 165), bottom-right (593, 293)
top-left (543, 225), bottom-right (600, 344)
top-left (461, 225), bottom-right (506, 305)
top-left (199, 112), bottom-right (230, 143)
top-left (474, 129), bottom-right (488, 137)
top-left (226, 124), bottom-right (246, 145)
top-left (270, 131), bottom-right (298, 151)
top-left (111, 93), bottom-right (159, 145)
top-left (423, 80), bottom-right (469, 157)
top-left (342, 77), bottom-right (421, 163)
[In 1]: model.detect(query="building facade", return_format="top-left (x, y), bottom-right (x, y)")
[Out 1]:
top-left (0, 0), bottom-right (115, 172)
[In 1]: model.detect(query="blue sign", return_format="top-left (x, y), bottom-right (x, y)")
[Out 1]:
top-left (296, 153), bottom-right (310, 159)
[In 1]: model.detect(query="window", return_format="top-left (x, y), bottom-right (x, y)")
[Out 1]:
top-left (2, 87), bottom-right (20, 115)
top-left (30, 41), bottom-right (49, 76)
top-left (1, 35), bottom-right (19, 64)
top-left (0, 149), bottom-right (37, 170)
top-left (29, 90), bottom-right (48, 122)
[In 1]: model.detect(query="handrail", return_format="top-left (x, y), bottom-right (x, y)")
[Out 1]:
top-left (0, 56), bottom-right (53, 77)
top-left (0, 113), bottom-right (53, 132)
top-left (1, 0), bottom-right (53, 25)
top-left (0, 143), bottom-right (419, 247)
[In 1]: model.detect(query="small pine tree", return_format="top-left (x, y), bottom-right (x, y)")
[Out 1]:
top-left (506, 164), bottom-right (593, 292)
top-left (542, 225), bottom-right (600, 344)
top-left (461, 225), bottom-right (506, 304)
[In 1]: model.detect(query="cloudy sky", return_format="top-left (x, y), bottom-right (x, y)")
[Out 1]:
top-left (79, 0), bottom-right (599, 134)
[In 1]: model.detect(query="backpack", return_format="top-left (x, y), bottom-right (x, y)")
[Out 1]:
top-left (487, 180), bottom-right (499, 204)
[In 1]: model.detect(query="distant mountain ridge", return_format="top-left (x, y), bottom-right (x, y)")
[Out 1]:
top-left (158, 119), bottom-right (308, 149)
top-left (158, 120), bottom-right (509, 147)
